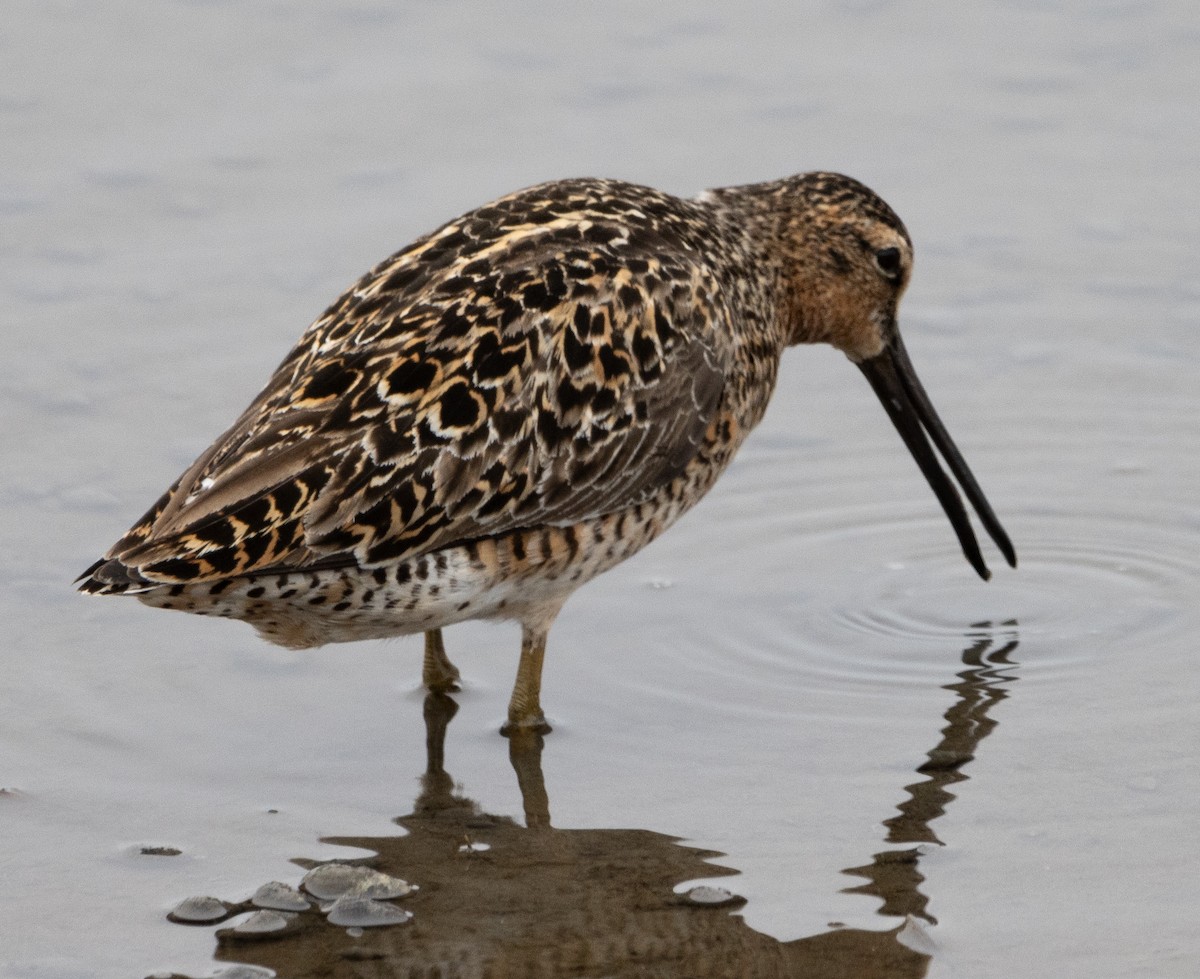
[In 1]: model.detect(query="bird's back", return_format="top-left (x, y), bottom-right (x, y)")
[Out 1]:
top-left (79, 178), bottom-right (773, 609)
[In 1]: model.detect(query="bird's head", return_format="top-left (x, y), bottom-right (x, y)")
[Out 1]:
top-left (754, 172), bottom-right (1016, 578)
top-left (769, 171), bottom-right (913, 359)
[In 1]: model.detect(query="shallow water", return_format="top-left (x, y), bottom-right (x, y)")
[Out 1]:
top-left (3, 2), bottom-right (1199, 977)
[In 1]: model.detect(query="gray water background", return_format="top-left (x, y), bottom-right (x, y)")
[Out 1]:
top-left (3, 1), bottom-right (1198, 976)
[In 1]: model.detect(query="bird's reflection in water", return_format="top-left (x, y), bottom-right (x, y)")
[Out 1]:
top-left (842, 621), bottom-right (1019, 925)
top-left (195, 622), bottom-right (1018, 979)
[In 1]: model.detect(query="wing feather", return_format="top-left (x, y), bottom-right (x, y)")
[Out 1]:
top-left (97, 191), bottom-right (732, 586)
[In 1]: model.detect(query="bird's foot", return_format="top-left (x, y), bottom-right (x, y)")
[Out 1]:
top-left (422, 629), bottom-right (461, 693)
top-left (423, 664), bottom-right (462, 694)
top-left (500, 713), bottom-right (552, 737)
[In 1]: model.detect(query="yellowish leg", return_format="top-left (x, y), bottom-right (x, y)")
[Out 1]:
top-left (502, 623), bottom-right (552, 735)
top-left (421, 628), bottom-right (461, 693)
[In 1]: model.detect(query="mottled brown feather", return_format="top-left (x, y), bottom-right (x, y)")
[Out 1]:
top-left (94, 180), bottom-right (736, 586)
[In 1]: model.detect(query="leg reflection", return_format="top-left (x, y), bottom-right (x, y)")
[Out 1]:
top-left (842, 621), bottom-right (1019, 923)
top-left (415, 692), bottom-right (460, 815)
top-left (507, 728), bottom-right (551, 829)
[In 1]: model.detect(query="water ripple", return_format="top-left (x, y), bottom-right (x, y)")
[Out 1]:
top-left (689, 496), bottom-right (1199, 692)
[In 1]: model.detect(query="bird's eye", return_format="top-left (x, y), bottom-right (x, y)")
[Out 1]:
top-left (874, 247), bottom-right (902, 279)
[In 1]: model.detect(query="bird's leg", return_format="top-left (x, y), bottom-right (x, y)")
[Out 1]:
top-left (422, 628), bottom-right (461, 693)
top-left (501, 622), bottom-right (552, 735)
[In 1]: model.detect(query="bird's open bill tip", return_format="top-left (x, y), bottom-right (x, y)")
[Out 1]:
top-left (857, 337), bottom-right (1016, 580)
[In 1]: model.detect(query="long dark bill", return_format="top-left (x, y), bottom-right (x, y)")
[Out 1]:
top-left (857, 335), bottom-right (1017, 580)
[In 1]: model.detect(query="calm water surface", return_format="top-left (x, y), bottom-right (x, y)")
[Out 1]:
top-left (3, 2), bottom-right (1198, 977)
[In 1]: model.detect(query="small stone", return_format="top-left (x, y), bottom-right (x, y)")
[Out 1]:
top-left (685, 885), bottom-right (738, 906)
top-left (233, 909), bottom-right (295, 934)
top-left (302, 863), bottom-right (415, 900)
top-left (897, 914), bottom-right (938, 955)
top-left (252, 880), bottom-right (310, 911)
top-left (140, 845), bottom-right (183, 856)
top-left (169, 895), bottom-right (230, 923)
top-left (325, 896), bottom-right (412, 928)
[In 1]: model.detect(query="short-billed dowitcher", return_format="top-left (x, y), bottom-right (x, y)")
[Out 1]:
top-left (79, 172), bottom-right (1015, 732)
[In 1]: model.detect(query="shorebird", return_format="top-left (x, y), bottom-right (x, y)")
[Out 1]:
top-left (78, 172), bottom-right (1015, 733)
